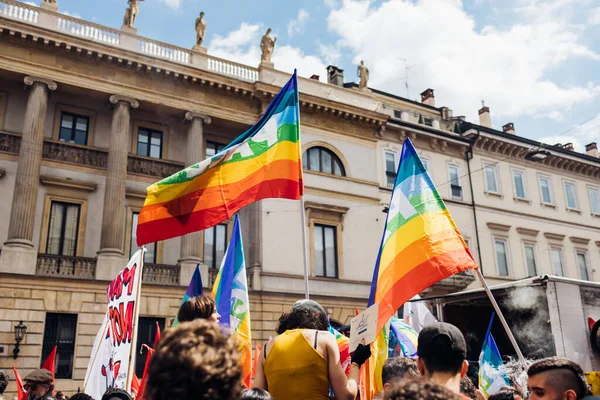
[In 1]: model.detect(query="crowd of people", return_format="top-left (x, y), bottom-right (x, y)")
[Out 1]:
top-left (1, 295), bottom-right (596, 400)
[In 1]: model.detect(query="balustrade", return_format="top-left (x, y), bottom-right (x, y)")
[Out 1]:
top-left (143, 263), bottom-right (180, 286)
top-left (57, 16), bottom-right (120, 45)
top-left (208, 56), bottom-right (258, 82)
top-left (0, 0), bottom-right (38, 24)
top-left (36, 254), bottom-right (96, 279)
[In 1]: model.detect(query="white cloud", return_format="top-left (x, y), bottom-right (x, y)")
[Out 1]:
top-left (287, 9), bottom-right (310, 36)
top-left (326, 0), bottom-right (600, 125)
top-left (539, 114), bottom-right (600, 151)
top-left (161, 0), bottom-right (181, 10)
top-left (209, 23), bottom-right (328, 81)
top-left (318, 42), bottom-right (342, 65)
top-left (589, 7), bottom-right (600, 25)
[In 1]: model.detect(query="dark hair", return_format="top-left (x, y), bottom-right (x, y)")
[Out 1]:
top-left (386, 380), bottom-right (460, 400)
top-left (241, 388), bottom-right (273, 400)
top-left (276, 307), bottom-right (328, 334)
top-left (459, 377), bottom-right (477, 400)
top-left (0, 372), bottom-right (8, 394)
top-left (488, 387), bottom-right (523, 400)
top-left (528, 357), bottom-right (588, 399)
top-left (146, 319), bottom-right (242, 400)
top-left (382, 357), bottom-right (420, 385)
top-left (70, 394), bottom-right (95, 400)
top-left (419, 345), bottom-right (464, 375)
top-left (177, 295), bottom-right (216, 323)
top-left (101, 388), bottom-right (132, 400)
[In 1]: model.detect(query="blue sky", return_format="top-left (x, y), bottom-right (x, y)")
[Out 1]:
top-left (38, 0), bottom-right (600, 151)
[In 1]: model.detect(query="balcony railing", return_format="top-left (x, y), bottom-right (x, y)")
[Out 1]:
top-left (0, 131), bottom-right (20, 154)
top-left (142, 263), bottom-right (180, 286)
top-left (43, 139), bottom-right (109, 169)
top-left (127, 154), bottom-right (185, 178)
top-left (207, 56), bottom-right (259, 82)
top-left (36, 253), bottom-right (96, 279)
top-left (57, 14), bottom-right (120, 46)
top-left (0, 0), bottom-right (38, 24)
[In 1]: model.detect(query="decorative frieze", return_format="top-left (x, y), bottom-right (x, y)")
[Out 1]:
top-left (0, 131), bottom-right (20, 154)
top-left (127, 155), bottom-right (184, 178)
top-left (42, 139), bottom-right (108, 168)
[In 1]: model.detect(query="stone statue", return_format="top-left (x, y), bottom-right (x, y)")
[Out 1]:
top-left (260, 28), bottom-right (276, 64)
top-left (43, 0), bottom-right (57, 4)
top-left (40, 0), bottom-right (58, 10)
top-left (357, 60), bottom-right (369, 90)
top-left (195, 12), bottom-right (207, 46)
top-left (123, 0), bottom-right (142, 28)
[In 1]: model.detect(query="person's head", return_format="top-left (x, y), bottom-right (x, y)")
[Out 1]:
top-left (23, 369), bottom-right (53, 399)
top-left (460, 377), bottom-right (478, 400)
top-left (488, 387), bottom-right (524, 400)
top-left (384, 380), bottom-right (460, 400)
top-left (145, 319), bottom-right (242, 400)
top-left (0, 372), bottom-right (8, 395)
top-left (382, 357), bottom-right (420, 395)
top-left (240, 388), bottom-right (273, 400)
top-left (177, 295), bottom-right (220, 323)
top-left (55, 391), bottom-right (65, 399)
top-left (101, 388), bottom-right (132, 400)
top-left (276, 300), bottom-right (328, 334)
top-left (527, 357), bottom-right (588, 400)
top-left (69, 394), bottom-right (94, 400)
top-left (416, 323), bottom-right (468, 379)
top-left (266, 28), bottom-right (272, 34)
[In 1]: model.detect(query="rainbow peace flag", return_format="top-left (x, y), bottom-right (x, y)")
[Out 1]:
top-left (136, 72), bottom-right (303, 246)
top-left (329, 326), bottom-right (351, 374)
top-left (211, 214), bottom-right (252, 388)
top-left (172, 264), bottom-right (203, 327)
top-left (388, 317), bottom-right (418, 358)
top-left (479, 313), bottom-right (510, 397)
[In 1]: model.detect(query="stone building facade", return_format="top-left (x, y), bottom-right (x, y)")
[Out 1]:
top-left (0, 0), bottom-right (599, 396)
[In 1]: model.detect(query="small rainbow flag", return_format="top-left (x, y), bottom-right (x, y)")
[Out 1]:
top-left (211, 214), bottom-right (252, 388)
top-left (172, 264), bottom-right (203, 327)
top-left (136, 72), bottom-right (302, 246)
top-left (329, 326), bottom-right (351, 374)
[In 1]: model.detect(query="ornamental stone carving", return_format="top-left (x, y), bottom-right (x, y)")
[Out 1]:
top-left (109, 94), bottom-right (139, 109)
top-left (24, 76), bottom-right (58, 91)
top-left (184, 111), bottom-right (211, 124)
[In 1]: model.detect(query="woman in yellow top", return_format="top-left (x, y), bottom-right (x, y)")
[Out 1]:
top-left (254, 300), bottom-right (371, 400)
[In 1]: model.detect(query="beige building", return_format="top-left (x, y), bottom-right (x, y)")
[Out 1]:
top-left (0, 0), bottom-right (599, 396)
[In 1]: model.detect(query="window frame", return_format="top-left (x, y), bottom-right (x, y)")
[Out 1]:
top-left (58, 112), bottom-right (90, 145)
top-left (447, 164), bottom-right (463, 200)
top-left (587, 186), bottom-right (600, 216)
top-left (511, 168), bottom-right (528, 200)
top-left (493, 237), bottom-right (510, 277)
top-left (41, 313), bottom-right (78, 379)
top-left (124, 205), bottom-right (163, 264)
top-left (130, 211), bottom-right (157, 264)
top-left (0, 91), bottom-right (8, 131)
top-left (562, 180), bottom-right (579, 211)
top-left (383, 150), bottom-right (398, 189)
top-left (45, 200), bottom-right (82, 257)
top-left (136, 127), bottom-right (164, 159)
top-left (575, 250), bottom-right (590, 281)
top-left (132, 120), bottom-right (169, 159)
top-left (302, 146), bottom-right (346, 177)
top-left (521, 241), bottom-right (538, 277)
top-left (203, 223), bottom-right (229, 269)
top-left (39, 194), bottom-right (87, 258)
top-left (550, 247), bottom-right (565, 277)
top-left (52, 104), bottom-right (96, 145)
top-left (538, 175), bottom-right (554, 206)
top-left (206, 140), bottom-right (226, 158)
top-left (420, 156), bottom-right (431, 174)
top-left (483, 162), bottom-right (501, 195)
top-left (313, 223), bottom-right (339, 278)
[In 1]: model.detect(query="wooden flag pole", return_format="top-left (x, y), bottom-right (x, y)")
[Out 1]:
top-left (126, 247), bottom-right (145, 392)
top-left (300, 195), bottom-right (310, 299)
top-left (475, 268), bottom-right (526, 364)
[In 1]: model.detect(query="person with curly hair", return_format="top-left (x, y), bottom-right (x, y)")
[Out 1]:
top-left (0, 372), bottom-right (8, 400)
top-left (527, 357), bottom-right (590, 400)
top-left (253, 300), bottom-right (371, 400)
top-left (176, 294), bottom-right (220, 323)
top-left (145, 319), bottom-right (242, 400)
top-left (384, 380), bottom-right (460, 400)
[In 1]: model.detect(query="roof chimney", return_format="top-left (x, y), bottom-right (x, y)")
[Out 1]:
top-left (441, 107), bottom-right (453, 120)
top-left (326, 65), bottom-right (344, 87)
top-left (479, 106), bottom-right (491, 128)
top-left (420, 89), bottom-right (435, 106)
top-left (564, 142), bottom-right (574, 151)
top-left (310, 74), bottom-right (320, 81)
top-left (502, 122), bottom-right (515, 134)
top-left (586, 142), bottom-right (598, 158)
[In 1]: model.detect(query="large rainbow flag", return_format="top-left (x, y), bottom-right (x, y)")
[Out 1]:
top-left (136, 72), bottom-right (303, 246)
top-left (363, 138), bottom-right (477, 399)
top-left (211, 214), bottom-right (252, 388)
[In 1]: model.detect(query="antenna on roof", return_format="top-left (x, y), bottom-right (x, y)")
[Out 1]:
top-left (398, 58), bottom-right (416, 99)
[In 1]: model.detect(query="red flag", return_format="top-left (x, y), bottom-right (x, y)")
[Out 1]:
top-left (589, 317), bottom-right (596, 330)
top-left (355, 307), bottom-right (360, 316)
top-left (12, 367), bottom-right (27, 400)
top-left (131, 375), bottom-right (140, 397)
top-left (252, 342), bottom-right (262, 379)
top-left (41, 345), bottom-right (57, 393)
top-left (137, 344), bottom-right (155, 400)
top-left (153, 322), bottom-right (161, 347)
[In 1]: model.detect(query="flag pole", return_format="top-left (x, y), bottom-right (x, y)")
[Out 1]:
top-left (300, 195), bottom-right (310, 299)
top-left (126, 247), bottom-right (145, 392)
top-left (475, 269), bottom-right (526, 364)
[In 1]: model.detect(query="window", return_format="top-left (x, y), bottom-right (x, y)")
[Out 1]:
top-left (421, 157), bottom-right (430, 172)
top-left (130, 212), bottom-right (156, 263)
top-left (206, 141), bottom-right (226, 158)
top-left (589, 187), bottom-right (600, 215)
top-left (314, 224), bottom-right (338, 278)
top-left (576, 252), bottom-right (589, 281)
top-left (384, 151), bottom-right (397, 188)
top-left (539, 176), bottom-right (553, 205)
top-left (137, 128), bottom-right (163, 159)
top-left (59, 112), bottom-right (89, 145)
top-left (512, 170), bottom-right (527, 199)
top-left (135, 317), bottom-right (165, 377)
top-left (448, 165), bottom-right (462, 200)
top-left (393, 110), bottom-right (402, 119)
top-left (302, 146), bottom-right (345, 176)
top-left (523, 243), bottom-right (538, 277)
top-left (423, 117), bottom-right (433, 127)
top-left (41, 313), bottom-right (77, 379)
top-left (564, 182), bottom-right (578, 210)
top-left (484, 163), bottom-right (500, 194)
top-left (551, 248), bottom-right (564, 276)
top-left (46, 201), bottom-right (81, 256)
top-left (204, 223), bottom-right (228, 269)
top-left (494, 239), bottom-right (509, 277)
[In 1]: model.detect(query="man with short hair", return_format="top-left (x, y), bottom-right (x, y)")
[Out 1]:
top-left (23, 369), bottom-right (55, 400)
top-left (379, 357), bottom-right (420, 398)
top-left (527, 357), bottom-right (589, 400)
top-left (416, 322), bottom-right (469, 397)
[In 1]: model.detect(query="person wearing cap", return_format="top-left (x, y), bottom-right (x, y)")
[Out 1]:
top-left (254, 299), bottom-right (371, 400)
top-left (416, 322), bottom-right (469, 397)
top-left (23, 369), bottom-right (55, 400)
top-left (100, 388), bottom-right (132, 400)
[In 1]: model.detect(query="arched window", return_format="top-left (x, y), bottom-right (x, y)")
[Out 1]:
top-left (302, 146), bottom-right (346, 176)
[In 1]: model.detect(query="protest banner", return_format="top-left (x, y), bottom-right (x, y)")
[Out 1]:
top-left (83, 249), bottom-right (145, 399)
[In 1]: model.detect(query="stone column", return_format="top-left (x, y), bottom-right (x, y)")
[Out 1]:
top-left (96, 95), bottom-right (138, 280)
top-left (0, 77), bottom-right (57, 275)
top-left (178, 112), bottom-right (211, 286)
